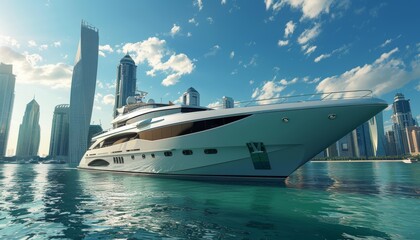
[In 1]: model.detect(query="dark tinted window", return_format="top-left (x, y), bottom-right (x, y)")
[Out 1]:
top-left (204, 149), bottom-right (218, 154)
top-left (139, 115), bottom-right (250, 141)
top-left (183, 150), bottom-right (193, 155)
top-left (88, 159), bottom-right (110, 167)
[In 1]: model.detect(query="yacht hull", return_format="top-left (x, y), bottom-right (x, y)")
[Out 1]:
top-left (78, 98), bottom-right (387, 180)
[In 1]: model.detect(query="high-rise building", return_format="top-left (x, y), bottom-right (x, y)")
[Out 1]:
top-left (222, 96), bottom-right (234, 109)
top-left (49, 104), bottom-right (70, 161)
top-left (0, 63), bottom-right (15, 157)
top-left (114, 54), bottom-right (137, 118)
top-left (385, 130), bottom-right (397, 156)
top-left (87, 124), bottom-right (103, 147)
top-left (368, 112), bottom-right (386, 156)
top-left (182, 87), bottom-right (200, 106)
top-left (352, 122), bottom-right (373, 158)
top-left (391, 93), bottom-right (416, 155)
top-left (405, 126), bottom-right (420, 155)
top-left (16, 99), bottom-right (40, 158)
top-left (68, 20), bottom-right (99, 164)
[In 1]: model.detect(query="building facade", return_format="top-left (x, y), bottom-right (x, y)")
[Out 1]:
top-left (49, 104), bottom-right (70, 161)
top-left (0, 63), bottom-right (15, 157)
top-left (88, 124), bottom-right (103, 147)
top-left (385, 130), bottom-right (397, 156)
top-left (405, 126), bottom-right (420, 155)
top-left (222, 96), bottom-right (234, 109)
top-left (368, 112), bottom-right (386, 156)
top-left (182, 87), bottom-right (200, 106)
top-left (16, 99), bottom-right (40, 158)
top-left (68, 21), bottom-right (99, 164)
top-left (391, 93), bottom-right (416, 155)
top-left (114, 54), bottom-right (137, 118)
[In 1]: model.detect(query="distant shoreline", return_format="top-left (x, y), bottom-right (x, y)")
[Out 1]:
top-left (311, 160), bottom-right (405, 163)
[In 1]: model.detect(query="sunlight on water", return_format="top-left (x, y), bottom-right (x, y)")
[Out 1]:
top-left (0, 162), bottom-right (419, 239)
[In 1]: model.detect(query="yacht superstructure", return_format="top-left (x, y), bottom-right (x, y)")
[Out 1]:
top-left (78, 91), bottom-right (387, 181)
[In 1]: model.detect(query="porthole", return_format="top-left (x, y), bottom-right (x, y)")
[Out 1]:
top-left (151, 153), bottom-right (155, 158)
top-left (282, 117), bottom-right (289, 123)
top-left (131, 155), bottom-right (135, 160)
top-left (164, 151), bottom-right (173, 157)
top-left (204, 149), bottom-right (218, 154)
top-left (182, 150), bottom-right (193, 155)
top-left (142, 154), bottom-right (145, 159)
top-left (328, 114), bottom-right (337, 120)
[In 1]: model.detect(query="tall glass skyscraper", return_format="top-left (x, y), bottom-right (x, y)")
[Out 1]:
top-left (0, 63), bottom-right (15, 157)
top-left (114, 54), bottom-right (137, 118)
top-left (16, 99), bottom-right (40, 158)
top-left (69, 21), bottom-right (99, 164)
top-left (49, 104), bottom-right (70, 161)
top-left (391, 93), bottom-right (416, 155)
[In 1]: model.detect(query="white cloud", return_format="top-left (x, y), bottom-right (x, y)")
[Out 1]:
top-left (265, 0), bottom-right (273, 10)
top-left (374, 47), bottom-right (398, 64)
top-left (278, 40), bottom-right (289, 47)
top-left (0, 35), bottom-right (20, 48)
top-left (188, 18), bottom-right (199, 26)
top-left (243, 55), bottom-right (257, 68)
top-left (195, 0), bottom-right (203, 11)
top-left (38, 44), bottom-right (48, 51)
top-left (207, 17), bottom-right (214, 24)
top-left (187, 32), bottom-right (192, 37)
top-left (99, 44), bottom-right (114, 53)
top-left (103, 94), bottom-right (115, 105)
top-left (284, 21), bottom-right (296, 38)
top-left (0, 46), bottom-right (72, 88)
top-left (170, 24), bottom-right (181, 37)
top-left (380, 39), bottom-right (392, 48)
top-left (304, 45), bottom-right (317, 55)
top-left (316, 48), bottom-right (420, 97)
top-left (314, 53), bottom-right (331, 62)
top-left (122, 37), bottom-right (194, 86)
top-left (230, 51), bottom-right (235, 59)
top-left (286, 0), bottom-right (333, 19)
top-left (28, 40), bottom-right (37, 47)
top-left (314, 44), bottom-right (350, 63)
top-left (221, 0), bottom-right (227, 5)
top-left (53, 41), bottom-right (61, 47)
top-left (249, 79), bottom-right (255, 85)
top-left (207, 101), bottom-right (221, 109)
top-left (162, 73), bottom-right (182, 86)
top-left (252, 80), bottom-right (286, 104)
top-left (204, 45), bottom-right (221, 58)
top-left (98, 44), bottom-right (114, 57)
top-left (298, 23), bottom-right (321, 45)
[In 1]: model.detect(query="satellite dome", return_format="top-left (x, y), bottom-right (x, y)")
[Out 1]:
top-left (147, 99), bottom-right (155, 104)
top-left (126, 96), bottom-right (136, 105)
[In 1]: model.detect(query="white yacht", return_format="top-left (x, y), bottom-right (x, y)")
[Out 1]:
top-left (78, 90), bottom-right (387, 181)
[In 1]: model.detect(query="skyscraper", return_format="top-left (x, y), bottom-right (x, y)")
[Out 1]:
top-left (69, 20), bottom-right (99, 164)
top-left (16, 99), bottom-right (40, 158)
top-left (391, 93), bottom-right (416, 155)
top-left (49, 104), bottom-right (70, 161)
top-left (182, 87), bottom-right (200, 106)
top-left (352, 122), bottom-right (373, 158)
top-left (0, 63), bottom-right (15, 157)
top-left (114, 54), bottom-right (137, 117)
top-left (368, 112), bottom-right (386, 156)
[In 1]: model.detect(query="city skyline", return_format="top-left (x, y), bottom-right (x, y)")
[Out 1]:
top-left (1, 1), bottom-right (420, 156)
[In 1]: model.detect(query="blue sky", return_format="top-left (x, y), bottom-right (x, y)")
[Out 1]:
top-left (1, 0), bottom-right (420, 156)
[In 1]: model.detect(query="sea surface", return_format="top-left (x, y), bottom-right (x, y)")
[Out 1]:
top-left (0, 161), bottom-right (419, 239)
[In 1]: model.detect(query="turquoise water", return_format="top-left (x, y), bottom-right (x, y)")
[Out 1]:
top-left (0, 162), bottom-right (419, 239)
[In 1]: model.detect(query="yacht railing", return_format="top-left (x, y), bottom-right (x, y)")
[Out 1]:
top-left (219, 90), bottom-right (373, 108)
